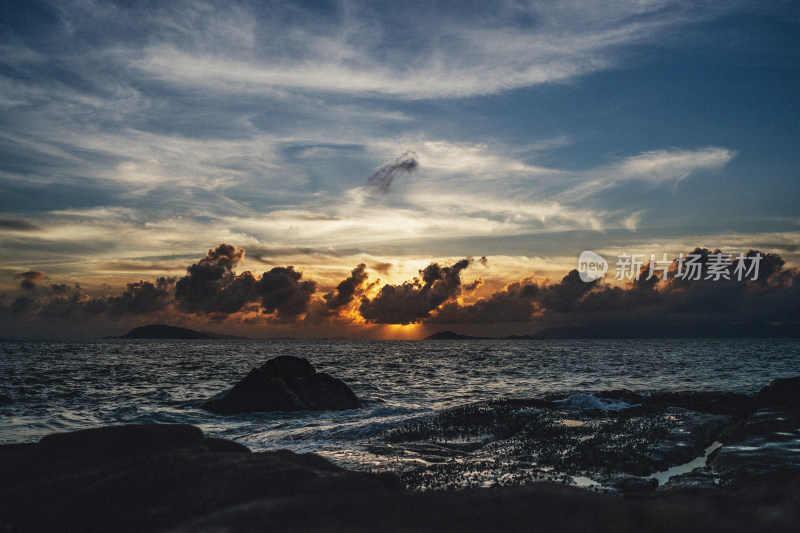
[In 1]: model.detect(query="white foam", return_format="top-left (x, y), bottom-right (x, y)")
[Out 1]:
top-left (554, 393), bottom-right (635, 411)
top-left (571, 475), bottom-right (602, 488)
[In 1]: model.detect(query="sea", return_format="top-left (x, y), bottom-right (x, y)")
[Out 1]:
top-left (2, 338), bottom-right (800, 487)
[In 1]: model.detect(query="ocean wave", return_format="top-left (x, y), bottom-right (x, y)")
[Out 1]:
top-left (553, 393), bottom-right (636, 411)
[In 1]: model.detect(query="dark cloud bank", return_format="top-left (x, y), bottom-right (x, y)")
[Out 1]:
top-left (430, 248), bottom-right (800, 338)
top-left (360, 258), bottom-right (473, 324)
top-left (1, 245), bottom-right (798, 338)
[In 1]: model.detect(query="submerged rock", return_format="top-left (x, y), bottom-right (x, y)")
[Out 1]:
top-left (202, 355), bottom-right (361, 415)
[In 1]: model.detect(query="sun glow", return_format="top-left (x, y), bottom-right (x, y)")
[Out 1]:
top-left (381, 323), bottom-right (423, 340)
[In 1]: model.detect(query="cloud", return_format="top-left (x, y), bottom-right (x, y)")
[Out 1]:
top-left (0, 219), bottom-right (40, 232)
top-left (201, 243), bottom-right (245, 269)
top-left (429, 269), bottom-right (597, 324)
top-left (616, 148), bottom-right (735, 183)
top-left (428, 248), bottom-right (800, 331)
top-left (15, 271), bottom-right (46, 291)
top-left (0, 245), bottom-right (798, 338)
top-left (8, 295), bottom-right (38, 315)
top-left (324, 263), bottom-right (370, 311)
top-left (173, 243), bottom-right (317, 320)
top-left (131, 1), bottom-right (730, 99)
top-left (371, 262), bottom-right (393, 275)
top-left (463, 278), bottom-right (483, 291)
top-left (0, 17), bottom-right (747, 275)
top-left (360, 258), bottom-right (473, 324)
top-left (106, 278), bottom-right (174, 317)
top-left (3, 280), bottom-right (103, 321)
top-left (2, 244), bottom-right (321, 326)
top-left (174, 244), bottom-right (250, 314)
top-left (432, 278), bottom-right (540, 324)
top-left (536, 269), bottom-right (598, 313)
top-left (370, 139), bottom-right (552, 178)
top-left (367, 151), bottom-right (419, 193)
top-left (558, 147), bottom-right (736, 201)
top-left (39, 292), bottom-right (104, 320)
top-left (254, 266), bottom-right (317, 322)
top-left (0, 0), bottom-right (792, 296)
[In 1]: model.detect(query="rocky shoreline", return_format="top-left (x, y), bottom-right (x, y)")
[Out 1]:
top-left (1, 423), bottom-right (799, 532)
top-left (365, 377), bottom-right (800, 493)
top-left (2, 376), bottom-right (799, 532)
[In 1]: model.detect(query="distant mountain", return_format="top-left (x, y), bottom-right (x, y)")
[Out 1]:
top-left (426, 322), bottom-right (800, 340)
top-left (113, 324), bottom-right (213, 339)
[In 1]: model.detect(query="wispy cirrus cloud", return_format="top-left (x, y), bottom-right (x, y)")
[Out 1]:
top-left (553, 147), bottom-right (737, 202)
top-left (132, 1), bottom-right (726, 99)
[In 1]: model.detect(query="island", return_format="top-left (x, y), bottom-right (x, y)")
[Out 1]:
top-left (108, 324), bottom-right (238, 340)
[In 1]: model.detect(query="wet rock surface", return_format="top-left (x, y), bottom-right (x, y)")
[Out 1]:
top-left (2, 423), bottom-right (800, 532)
top-left (708, 409), bottom-right (800, 484)
top-left (201, 355), bottom-right (361, 414)
top-left (367, 376), bottom-right (800, 493)
top-left (605, 474), bottom-right (658, 494)
top-left (371, 401), bottom-right (732, 490)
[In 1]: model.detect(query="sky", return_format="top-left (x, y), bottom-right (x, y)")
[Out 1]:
top-left (0, 0), bottom-right (799, 339)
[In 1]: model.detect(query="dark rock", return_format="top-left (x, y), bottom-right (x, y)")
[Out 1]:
top-left (596, 389), bottom-right (644, 405)
top-left (205, 437), bottom-right (251, 454)
top-left (285, 372), bottom-right (361, 410)
top-left (201, 356), bottom-right (361, 415)
top-left (259, 354), bottom-right (315, 379)
top-left (4, 424), bottom-right (800, 532)
top-left (644, 411), bottom-right (731, 468)
top-left (757, 376), bottom-right (800, 410)
top-left (641, 391), bottom-right (755, 417)
top-left (0, 424), bottom-right (399, 533)
top-left (35, 423), bottom-right (207, 464)
top-left (176, 476), bottom-right (800, 533)
top-left (707, 410), bottom-right (800, 484)
top-left (606, 474), bottom-right (658, 494)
